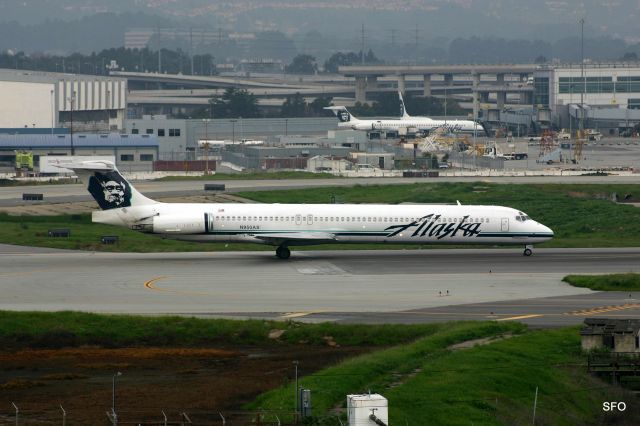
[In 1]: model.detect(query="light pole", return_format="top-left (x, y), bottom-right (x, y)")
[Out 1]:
top-left (230, 119), bottom-right (237, 143)
top-left (580, 17), bottom-right (585, 133)
top-left (68, 91), bottom-right (76, 156)
top-left (112, 371), bottom-right (122, 422)
top-left (444, 86), bottom-right (448, 123)
top-left (50, 89), bottom-right (55, 135)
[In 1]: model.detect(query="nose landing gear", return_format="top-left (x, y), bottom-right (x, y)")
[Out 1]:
top-left (276, 246), bottom-right (291, 259)
top-left (523, 245), bottom-right (533, 257)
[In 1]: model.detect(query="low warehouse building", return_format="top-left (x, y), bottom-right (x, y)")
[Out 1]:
top-left (0, 134), bottom-right (159, 173)
top-left (581, 318), bottom-right (640, 352)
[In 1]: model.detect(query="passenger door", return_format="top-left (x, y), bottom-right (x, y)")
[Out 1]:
top-left (501, 218), bottom-right (509, 232)
top-left (295, 214), bottom-right (302, 225)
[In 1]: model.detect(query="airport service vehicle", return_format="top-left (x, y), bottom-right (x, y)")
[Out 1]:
top-left (326, 103), bottom-right (486, 135)
top-left (483, 145), bottom-right (528, 160)
top-left (58, 160), bottom-right (553, 259)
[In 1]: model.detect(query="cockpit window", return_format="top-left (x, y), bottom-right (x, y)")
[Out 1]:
top-left (515, 213), bottom-right (531, 222)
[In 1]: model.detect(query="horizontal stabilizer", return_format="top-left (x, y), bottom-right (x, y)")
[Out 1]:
top-left (51, 159), bottom-right (116, 172)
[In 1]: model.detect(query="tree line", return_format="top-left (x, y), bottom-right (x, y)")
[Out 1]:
top-left (0, 47), bottom-right (216, 76)
top-left (182, 88), bottom-right (464, 119)
top-left (0, 47), bottom-right (382, 76)
top-left (349, 92), bottom-right (465, 117)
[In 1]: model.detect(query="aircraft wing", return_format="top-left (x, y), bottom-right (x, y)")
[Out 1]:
top-left (252, 232), bottom-right (336, 245)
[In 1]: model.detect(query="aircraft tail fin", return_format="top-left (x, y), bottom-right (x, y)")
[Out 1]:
top-left (53, 159), bottom-right (157, 211)
top-left (324, 106), bottom-right (359, 123)
top-left (399, 91), bottom-right (411, 118)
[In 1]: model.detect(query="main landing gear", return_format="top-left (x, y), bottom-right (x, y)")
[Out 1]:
top-left (276, 246), bottom-right (291, 260)
top-left (523, 245), bottom-right (533, 257)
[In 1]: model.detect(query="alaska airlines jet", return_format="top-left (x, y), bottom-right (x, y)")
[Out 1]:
top-left (56, 160), bottom-right (553, 259)
top-left (326, 96), bottom-right (485, 135)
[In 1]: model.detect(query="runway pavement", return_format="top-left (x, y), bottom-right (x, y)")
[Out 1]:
top-left (1, 245), bottom-right (639, 327)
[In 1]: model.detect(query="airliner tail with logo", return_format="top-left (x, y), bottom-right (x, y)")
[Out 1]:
top-left (55, 160), bottom-right (553, 259)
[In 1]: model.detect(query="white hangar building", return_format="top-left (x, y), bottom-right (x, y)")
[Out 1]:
top-left (0, 69), bottom-right (127, 132)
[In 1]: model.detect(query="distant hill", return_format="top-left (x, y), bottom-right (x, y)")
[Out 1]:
top-left (1, 1), bottom-right (639, 60)
top-left (1, 1), bottom-right (638, 40)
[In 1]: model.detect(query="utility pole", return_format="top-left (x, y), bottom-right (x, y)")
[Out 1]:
top-left (361, 24), bottom-right (365, 64)
top-left (293, 360), bottom-right (299, 423)
top-left (532, 386), bottom-right (539, 425)
top-left (12, 402), bottom-right (18, 426)
top-left (156, 26), bottom-right (162, 73)
top-left (190, 27), bottom-right (194, 75)
top-left (112, 371), bottom-right (122, 425)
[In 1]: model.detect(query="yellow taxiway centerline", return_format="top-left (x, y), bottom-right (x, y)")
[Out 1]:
top-left (496, 314), bottom-right (544, 322)
top-left (280, 311), bottom-right (323, 319)
top-left (143, 276), bottom-right (230, 297)
top-left (144, 276), bottom-right (168, 290)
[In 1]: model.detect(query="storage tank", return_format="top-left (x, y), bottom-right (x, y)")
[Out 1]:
top-left (347, 393), bottom-right (388, 426)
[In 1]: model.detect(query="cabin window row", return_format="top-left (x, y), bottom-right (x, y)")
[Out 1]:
top-left (215, 216), bottom-right (491, 223)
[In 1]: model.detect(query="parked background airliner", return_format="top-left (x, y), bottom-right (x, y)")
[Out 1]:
top-left (57, 160), bottom-right (553, 259)
top-left (326, 96), bottom-right (486, 135)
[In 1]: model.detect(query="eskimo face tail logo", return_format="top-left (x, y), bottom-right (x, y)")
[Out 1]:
top-left (88, 171), bottom-right (132, 210)
top-left (338, 111), bottom-right (351, 122)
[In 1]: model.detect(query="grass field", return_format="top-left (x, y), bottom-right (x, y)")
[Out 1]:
top-left (0, 313), bottom-right (634, 424)
top-left (248, 324), bottom-right (633, 425)
top-left (0, 311), bottom-right (448, 348)
top-left (2, 182), bottom-right (640, 251)
top-left (563, 273), bottom-right (640, 291)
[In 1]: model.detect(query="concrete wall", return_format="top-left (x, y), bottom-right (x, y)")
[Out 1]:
top-left (581, 335), bottom-right (602, 351)
top-left (307, 157), bottom-right (351, 172)
top-left (0, 81), bottom-right (55, 128)
top-left (614, 334), bottom-right (639, 352)
top-left (581, 333), bottom-right (640, 352)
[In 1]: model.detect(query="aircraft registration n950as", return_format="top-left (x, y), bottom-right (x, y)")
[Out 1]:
top-left (56, 160), bottom-right (553, 259)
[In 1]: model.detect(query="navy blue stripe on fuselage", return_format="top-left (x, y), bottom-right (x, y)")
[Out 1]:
top-left (200, 230), bottom-right (390, 236)
top-left (477, 232), bottom-right (554, 238)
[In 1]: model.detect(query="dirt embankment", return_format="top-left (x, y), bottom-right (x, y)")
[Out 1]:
top-left (1, 344), bottom-right (369, 424)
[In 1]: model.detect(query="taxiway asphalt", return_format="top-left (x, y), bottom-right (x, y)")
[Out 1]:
top-left (1, 245), bottom-right (638, 327)
top-left (1, 174), bottom-right (640, 207)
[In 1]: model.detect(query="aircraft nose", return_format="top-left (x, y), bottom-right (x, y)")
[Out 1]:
top-left (541, 223), bottom-right (554, 237)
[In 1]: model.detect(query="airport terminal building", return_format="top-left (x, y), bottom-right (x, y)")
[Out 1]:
top-left (534, 64), bottom-right (640, 134)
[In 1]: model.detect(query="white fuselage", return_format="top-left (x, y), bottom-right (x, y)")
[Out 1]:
top-left (340, 117), bottom-right (482, 134)
top-left (94, 203), bottom-right (553, 246)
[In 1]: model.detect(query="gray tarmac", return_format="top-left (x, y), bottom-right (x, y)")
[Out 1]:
top-left (1, 174), bottom-right (640, 207)
top-left (1, 245), bottom-right (639, 327)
